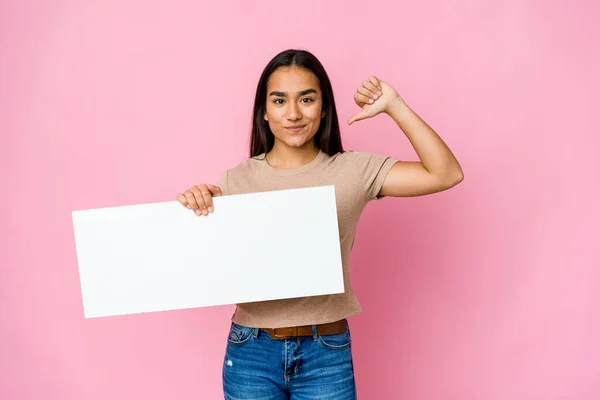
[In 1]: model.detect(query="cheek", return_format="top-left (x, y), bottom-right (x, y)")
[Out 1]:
top-left (307, 102), bottom-right (324, 119)
top-left (265, 106), bottom-right (283, 124)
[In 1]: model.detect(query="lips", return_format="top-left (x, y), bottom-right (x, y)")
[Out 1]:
top-left (285, 125), bottom-right (306, 132)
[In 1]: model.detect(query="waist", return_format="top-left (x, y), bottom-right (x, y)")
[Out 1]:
top-left (260, 318), bottom-right (348, 340)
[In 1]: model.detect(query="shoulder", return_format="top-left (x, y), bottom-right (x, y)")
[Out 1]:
top-left (217, 155), bottom-right (266, 195)
top-left (327, 150), bottom-right (394, 170)
top-left (335, 150), bottom-right (376, 161)
top-left (331, 150), bottom-right (399, 201)
top-left (228, 155), bottom-right (265, 176)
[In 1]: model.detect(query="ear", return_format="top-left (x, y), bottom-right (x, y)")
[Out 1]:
top-left (264, 112), bottom-right (269, 121)
top-left (321, 110), bottom-right (326, 118)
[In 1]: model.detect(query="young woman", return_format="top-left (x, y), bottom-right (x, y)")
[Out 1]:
top-left (177, 49), bottom-right (463, 399)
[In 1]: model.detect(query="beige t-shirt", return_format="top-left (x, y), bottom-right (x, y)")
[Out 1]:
top-left (217, 150), bottom-right (397, 328)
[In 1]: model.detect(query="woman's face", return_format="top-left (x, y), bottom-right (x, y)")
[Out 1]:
top-left (264, 66), bottom-right (325, 150)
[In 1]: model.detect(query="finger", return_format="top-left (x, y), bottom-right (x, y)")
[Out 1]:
top-left (358, 87), bottom-right (378, 102)
top-left (185, 191), bottom-right (199, 213)
top-left (348, 111), bottom-right (367, 125)
top-left (206, 184), bottom-right (222, 197)
top-left (176, 193), bottom-right (190, 209)
top-left (358, 84), bottom-right (377, 99)
top-left (353, 92), bottom-right (366, 107)
top-left (198, 185), bottom-right (214, 214)
top-left (355, 91), bottom-right (374, 106)
top-left (362, 80), bottom-right (379, 97)
top-left (369, 76), bottom-right (382, 93)
top-left (191, 186), bottom-right (208, 215)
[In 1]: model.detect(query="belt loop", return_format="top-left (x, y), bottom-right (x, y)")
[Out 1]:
top-left (311, 325), bottom-right (318, 341)
top-left (252, 328), bottom-right (259, 338)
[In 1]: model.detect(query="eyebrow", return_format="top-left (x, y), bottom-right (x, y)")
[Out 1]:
top-left (269, 89), bottom-right (317, 97)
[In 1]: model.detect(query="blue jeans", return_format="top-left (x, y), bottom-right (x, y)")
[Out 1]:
top-left (222, 321), bottom-right (357, 399)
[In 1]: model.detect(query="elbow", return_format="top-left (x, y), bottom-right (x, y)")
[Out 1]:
top-left (452, 169), bottom-right (464, 187)
top-left (453, 169), bottom-right (464, 185)
top-left (442, 168), bottom-right (464, 189)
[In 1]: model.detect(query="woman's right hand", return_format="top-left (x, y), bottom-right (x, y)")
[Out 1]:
top-left (176, 184), bottom-right (223, 216)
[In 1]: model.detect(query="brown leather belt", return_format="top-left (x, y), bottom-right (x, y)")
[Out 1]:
top-left (261, 319), bottom-right (348, 340)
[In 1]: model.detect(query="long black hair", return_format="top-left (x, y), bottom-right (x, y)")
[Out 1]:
top-left (249, 49), bottom-right (344, 158)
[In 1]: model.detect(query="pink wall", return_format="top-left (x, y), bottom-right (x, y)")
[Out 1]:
top-left (2, 1), bottom-right (599, 399)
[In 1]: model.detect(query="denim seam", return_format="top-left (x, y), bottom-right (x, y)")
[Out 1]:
top-left (318, 337), bottom-right (351, 350)
top-left (227, 326), bottom-right (255, 346)
top-left (283, 340), bottom-right (289, 389)
top-left (317, 329), bottom-right (352, 350)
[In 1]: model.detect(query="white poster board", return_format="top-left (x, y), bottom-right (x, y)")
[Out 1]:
top-left (72, 185), bottom-right (344, 318)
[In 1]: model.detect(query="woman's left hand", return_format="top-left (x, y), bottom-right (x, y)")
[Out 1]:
top-left (348, 76), bottom-right (404, 125)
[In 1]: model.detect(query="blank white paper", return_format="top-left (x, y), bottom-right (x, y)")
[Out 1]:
top-left (71, 185), bottom-right (344, 318)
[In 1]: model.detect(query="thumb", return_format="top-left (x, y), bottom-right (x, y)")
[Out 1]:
top-left (348, 110), bottom-right (368, 125)
top-left (207, 184), bottom-right (223, 197)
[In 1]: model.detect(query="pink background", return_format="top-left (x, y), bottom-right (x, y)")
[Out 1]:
top-left (2, 0), bottom-right (599, 399)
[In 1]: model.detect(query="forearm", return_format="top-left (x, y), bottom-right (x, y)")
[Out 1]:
top-left (386, 98), bottom-right (463, 180)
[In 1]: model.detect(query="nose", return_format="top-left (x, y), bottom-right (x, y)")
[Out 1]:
top-left (286, 102), bottom-right (302, 121)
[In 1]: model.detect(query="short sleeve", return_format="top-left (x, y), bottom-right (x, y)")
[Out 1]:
top-left (217, 170), bottom-right (229, 196)
top-left (351, 151), bottom-right (398, 201)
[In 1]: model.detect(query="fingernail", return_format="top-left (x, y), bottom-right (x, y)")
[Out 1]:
top-left (208, 206), bottom-right (213, 212)
top-left (373, 95), bottom-right (378, 99)
top-left (378, 91), bottom-right (382, 96)
top-left (195, 209), bottom-right (201, 216)
top-left (187, 205), bottom-right (190, 209)
top-left (202, 209), bottom-right (208, 215)
top-left (369, 99), bottom-right (374, 103)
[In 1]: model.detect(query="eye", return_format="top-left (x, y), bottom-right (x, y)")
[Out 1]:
top-left (273, 99), bottom-right (285, 104)
top-left (301, 98), bottom-right (314, 103)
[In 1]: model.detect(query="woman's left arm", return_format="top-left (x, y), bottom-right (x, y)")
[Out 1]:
top-left (348, 76), bottom-right (464, 197)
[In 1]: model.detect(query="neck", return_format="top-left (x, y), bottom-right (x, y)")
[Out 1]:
top-left (267, 141), bottom-right (320, 169)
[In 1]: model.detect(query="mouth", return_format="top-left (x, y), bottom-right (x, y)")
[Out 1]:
top-left (285, 125), bottom-right (306, 133)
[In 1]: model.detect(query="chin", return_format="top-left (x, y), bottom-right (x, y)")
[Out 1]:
top-left (284, 136), bottom-right (314, 148)
top-left (274, 132), bottom-right (314, 149)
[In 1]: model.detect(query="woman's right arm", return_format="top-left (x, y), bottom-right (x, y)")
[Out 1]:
top-left (176, 184), bottom-right (222, 216)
